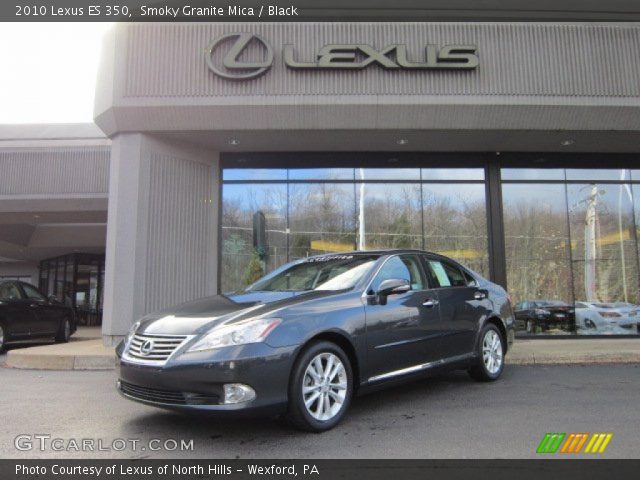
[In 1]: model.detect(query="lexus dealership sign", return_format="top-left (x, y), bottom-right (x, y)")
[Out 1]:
top-left (206, 32), bottom-right (479, 79)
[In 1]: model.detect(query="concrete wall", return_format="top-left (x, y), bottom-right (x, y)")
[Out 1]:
top-left (95, 22), bottom-right (640, 135)
top-left (101, 134), bottom-right (218, 344)
top-left (0, 262), bottom-right (38, 284)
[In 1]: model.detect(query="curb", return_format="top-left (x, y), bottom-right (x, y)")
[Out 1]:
top-left (5, 352), bottom-right (116, 370)
top-left (4, 340), bottom-right (117, 371)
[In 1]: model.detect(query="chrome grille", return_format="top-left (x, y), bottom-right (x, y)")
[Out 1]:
top-left (125, 334), bottom-right (189, 363)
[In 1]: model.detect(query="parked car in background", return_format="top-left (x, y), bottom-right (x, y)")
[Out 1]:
top-left (0, 281), bottom-right (76, 351)
top-left (514, 300), bottom-right (575, 334)
top-left (116, 249), bottom-right (515, 432)
top-left (575, 301), bottom-right (640, 335)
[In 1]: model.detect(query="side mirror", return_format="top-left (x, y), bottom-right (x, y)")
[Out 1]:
top-left (48, 295), bottom-right (59, 304)
top-left (376, 278), bottom-right (411, 305)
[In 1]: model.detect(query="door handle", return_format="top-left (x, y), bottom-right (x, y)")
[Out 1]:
top-left (474, 291), bottom-right (487, 300)
top-left (29, 303), bottom-right (39, 308)
top-left (423, 299), bottom-right (439, 307)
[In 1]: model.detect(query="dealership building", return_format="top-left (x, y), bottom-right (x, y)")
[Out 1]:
top-left (2, 18), bottom-right (640, 344)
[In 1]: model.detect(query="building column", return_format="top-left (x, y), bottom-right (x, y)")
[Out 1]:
top-left (101, 133), bottom-right (219, 345)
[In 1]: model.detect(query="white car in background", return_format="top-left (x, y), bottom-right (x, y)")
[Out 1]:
top-left (574, 301), bottom-right (640, 335)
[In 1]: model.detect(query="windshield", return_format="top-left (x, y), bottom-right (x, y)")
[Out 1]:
top-left (245, 255), bottom-right (379, 292)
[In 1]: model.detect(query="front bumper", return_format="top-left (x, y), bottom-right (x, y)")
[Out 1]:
top-left (116, 342), bottom-right (298, 416)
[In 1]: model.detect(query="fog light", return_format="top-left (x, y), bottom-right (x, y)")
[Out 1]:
top-left (223, 384), bottom-right (256, 404)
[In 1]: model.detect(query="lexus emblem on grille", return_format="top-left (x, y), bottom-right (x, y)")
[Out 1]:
top-left (206, 32), bottom-right (274, 80)
top-left (139, 340), bottom-right (154, 356)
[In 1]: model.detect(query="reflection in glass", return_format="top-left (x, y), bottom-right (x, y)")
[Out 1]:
top-left (422, 184), bottom-right (488, 276)
top-left (502, 184), bottom-right (574, 336)
top-left (501, 169), bottom-right (565, 181)
top-left (565, 169), bottom-right (630, 181)
top-left (356, 183), bottom-right (422, 250)
top-left (288, 169), bottom-right (354, 181)
top-left (221, 184), bottom-right (288, 293)
top-left (222, 169), bottom-right (287, 181)
top-left (359, 168), bottom-right (420, 180)
top-left (289, 183), bottom-right (356, 259)
top-left (422, 168), bottom-right (484, 181)
top-left (568, 183), bottom-right (640, 335)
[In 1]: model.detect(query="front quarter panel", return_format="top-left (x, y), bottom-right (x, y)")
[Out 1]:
top-left (263, 290), bottom-right (367, 374)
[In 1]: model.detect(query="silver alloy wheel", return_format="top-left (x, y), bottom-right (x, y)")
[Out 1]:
top-left (482, 329), bottom-right (503, 375)
top-left (0, 325), bottom-right (4, 348)
top-left (64, 320), bottom-right (71, 341)
top-left (302, 352), bottom-right (348, 421)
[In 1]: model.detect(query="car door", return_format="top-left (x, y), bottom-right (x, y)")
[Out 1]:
top-left (423, 256), bottom-right (490, 359)
top-left (18, 283), bottom-right (59, 336)
top-left (364, 254), bottom-right (442, 381)
top-left (0, 281), bottom-right (34, 338)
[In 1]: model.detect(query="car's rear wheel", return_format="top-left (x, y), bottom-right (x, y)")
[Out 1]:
top-left (55, 317), bottom-right (71, 343)
top-left (469, 323), bottom-right (505, 382)
top-left (287, 341), bottom-right (353, 432)
top-left (0, 323), bottom-right (5, 352)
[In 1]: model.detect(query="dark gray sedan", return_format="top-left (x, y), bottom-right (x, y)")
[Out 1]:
top-left (0, 281), bottom-right (76, 350)
top-left (116, 250), bottom-right (514, 431)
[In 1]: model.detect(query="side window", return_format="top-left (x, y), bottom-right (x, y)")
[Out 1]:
top-left (370, 255), bottom-right (426, 293)
top-left (462, 270), bottom-right (478, 287)
top-left (21, 284), bottom-right (46, 301)
top-left (0, 283), bottom-right (22, 300)
top-left (427, 259), bottom-right (468, 288)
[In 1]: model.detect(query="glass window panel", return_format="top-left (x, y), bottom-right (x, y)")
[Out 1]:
top-left (289, 183), bottom-right (356, 260)
top-left (221, 183), bottom-right (288, 293)
top-left (222, 169), bottom-right (287, 181)
top-left (288, 168), bottom-right (354, 180)
top-left (358, 168), bottom-right (420, 181)
top-left (422, 184), bottom-right (489, 277)
top-left (501, 169), bottom-right (565, 181)
top-left (422, 168), bottom-right (484, 181)
top-left (568, 183), bottom-right (640, 335)
top-left (566, 169), bottom-right (630, 181)
top-left (502, 184), bottom-right (574, 336)
top-left (357, 183), bottom-right (423, 250)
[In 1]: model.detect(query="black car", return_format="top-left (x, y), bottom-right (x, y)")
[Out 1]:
top-left (0, 281), bottom-right (76, 351)
top-left (116, 250), bottom-right (514, 431)
top-left (514, 300), bottom-right (575, 334)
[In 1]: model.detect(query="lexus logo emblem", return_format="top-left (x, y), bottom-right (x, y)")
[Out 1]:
top-left (139, 340), bottom-right (154, 356)
top-left (206, 32), bottom-right (274, 80)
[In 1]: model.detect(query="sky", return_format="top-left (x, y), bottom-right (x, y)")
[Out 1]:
top-left (0, 23), bottom-right (113, 124)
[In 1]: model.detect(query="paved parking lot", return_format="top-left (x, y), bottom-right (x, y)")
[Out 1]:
top-left (1, 363), bottom-right (638, 459)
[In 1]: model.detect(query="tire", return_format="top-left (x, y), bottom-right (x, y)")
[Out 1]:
top-left (469, 323), bottom-right (505, 382)
top-left (286, 341), bottom-right (354, 432)
top-left (0, 322), bottom-right (6, 352)
top-left (526, 319), bottom-right (535, 334)
top-left (55, 317), bottom-right (71, 343)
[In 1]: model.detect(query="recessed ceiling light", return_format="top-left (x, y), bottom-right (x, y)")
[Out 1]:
top-left (560, 139), bottom-right (575, 146)
top-left (228, 139), bottom-right (240, 146)
top-left (396, 139), bottom-right (409, 145)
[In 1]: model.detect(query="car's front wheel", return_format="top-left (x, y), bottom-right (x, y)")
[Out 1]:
top-left (469, 323), bottom-right (505, 382)
top-left (287, 341), bottom-right (353, 432)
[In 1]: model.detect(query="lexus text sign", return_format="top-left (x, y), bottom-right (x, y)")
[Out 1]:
top-left (206, 33), bottom-right (479, 79)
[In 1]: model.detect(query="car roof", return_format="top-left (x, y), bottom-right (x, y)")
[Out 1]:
top-left (303, 249), bottom-right (444, 259)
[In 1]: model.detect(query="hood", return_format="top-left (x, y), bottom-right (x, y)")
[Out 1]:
top-left (137, 290), bottom-right (338, 336)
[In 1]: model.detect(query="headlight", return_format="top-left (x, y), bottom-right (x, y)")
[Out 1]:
top-left (535, 309), bottom-right (550, 315)
top-left (125, 321), bottom-right (140, 347)
top-left (186, 318), bottom-right (281, 353)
